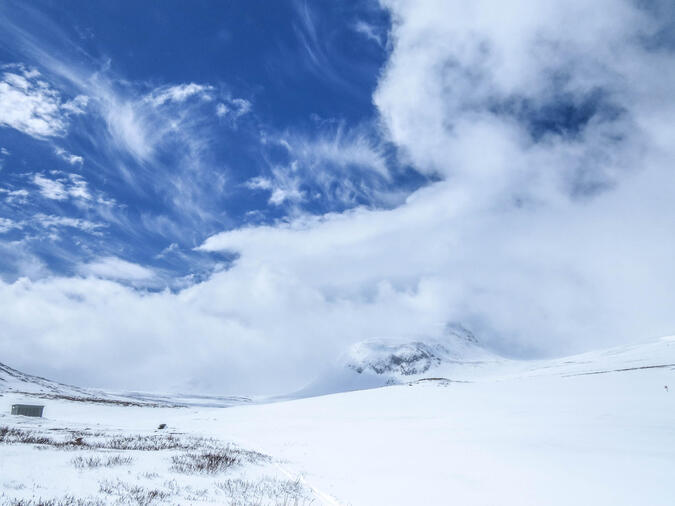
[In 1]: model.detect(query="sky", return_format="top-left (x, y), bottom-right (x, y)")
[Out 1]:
top-left (0, 0), bottom-right (674, 395)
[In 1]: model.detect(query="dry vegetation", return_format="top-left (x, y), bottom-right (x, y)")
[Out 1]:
top-left (98, 480), bottom-right (171, 505)
top-left (170, 450), bottom-right (239, 474)
top-left (6, 498), bottom-right (104, 506)
top-left (71, 455), bottom-right (134, 469)
top-left (0, 425), bottom-right (225, 452)
top-left (0, 423), bottom-right (312, 505)
top-left (216, 478), bottom-right (317, 506)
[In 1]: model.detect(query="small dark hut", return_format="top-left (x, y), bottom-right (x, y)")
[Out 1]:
top-left (11, 404), bottom-right (44, 417)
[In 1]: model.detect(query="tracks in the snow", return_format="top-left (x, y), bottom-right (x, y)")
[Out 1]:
top-left (563, 363), bottom-right (675, 377)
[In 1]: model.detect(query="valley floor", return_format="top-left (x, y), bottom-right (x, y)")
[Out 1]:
top-left (2, 337), bottom-right (675, 505)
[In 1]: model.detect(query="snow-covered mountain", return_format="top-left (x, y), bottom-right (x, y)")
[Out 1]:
top-left (345, 324), bottom-right (491, 376)
top-left (295, 324), bottom-right (500, 397)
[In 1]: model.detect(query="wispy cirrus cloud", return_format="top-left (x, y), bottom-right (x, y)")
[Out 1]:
top-left (87, 77), bottom-right (251, 169)
top-left (33, 213), bottom-right (104, 233)
top-left (245, 122), bottom-right (395, 209)
top-left (245, 172), bottom-right (304, 206)
top-left (352, 20), bottom-right (385, 47)
top-left (146, 83), bottom-right (214, 107)
top-left (0, 26), bottom-right (243, 262)
top-left (78, 256), bottom-right (156, 282)
top-left (0, 0), bottom-right (387, 275)
top-left (286, 125), bottom-right (389, 178)
top-left (216, 97), bottom-right (251, 120)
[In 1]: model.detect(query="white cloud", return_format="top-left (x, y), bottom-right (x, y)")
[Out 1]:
top-left (245, 171), bottom-right (304, 206)
top-left (353, 20), bottom-right (384, 47)
top-left (0, 188), bottom-right (29, 203)
top-left (245, 176), bottom-right (273, 191)
top-left (146, 83), bottom-right (213, 107)
top-left (33, 213), bottom-right (104, 233)
top-left (42, 78), bottom-right (217, 166)
top-left (61, 94), bottom-right (88, 114)
top-left (373, 0), bottom-right (663, 188)
top-left (0, 217), bottom-right (21, 233)
top-left (79, 256), bottom-right (155, 281)
top-left (0, 12), bottom-right (240, 237)
top-left (33, 172), bottom-right (91, 201)
top-left (215, 103), bottom-right (228, 117)
top-left (198, 0), bottom-right (675, 366)
top-left (230, 98), bottom-right (251, 117)
top-left (33, 173), bottom-right (68, 200)
top-left (85, 78), bottom-right (230, 229)
top-left (66, 173), bottom-right (91, 200)
top-left (101, 98), bottom-right (157, 163)
top-left (216, 97), bottom-right (251, 119)
top-left (288, 127), bottom-right (388, 178)
top-left (55, 147), bottom-right (84, 165)
top-left (0, 66), bottom-right (87, 138)
top-left (246, 125), bottom-right (391, 209)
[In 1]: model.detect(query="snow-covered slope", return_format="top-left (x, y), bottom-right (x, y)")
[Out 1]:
top-left (0, 361), bottom-right (180, 407)
top-left (3, 335), bottom-right (673, 505)
top-left (183, 334), bottom-right (675, 505)
top-left (1, 336), bottom-right (674, 505)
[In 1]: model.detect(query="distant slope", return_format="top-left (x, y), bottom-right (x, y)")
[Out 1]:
top-left (513, 334), bottom-right (675, 379)
top-left (0, 361), bottom-right (93, 398)
top-left (0, 361), bottom-right (252, 408)
top-left (122, 391), bottom-right (253, 408)
top-left (0, 360), bottom-right (181, 406)
top-left (297, 329), bottom-right (675, 398)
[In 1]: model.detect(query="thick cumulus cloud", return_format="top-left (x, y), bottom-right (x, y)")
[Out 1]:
top-left (2, 0), bottom-right (674, 394)
top-left (0, 267), bottom-right (391, 394)
top-left (203, 0), bottom-right (675, 357)
top-left (374, 0), bottom-right (672, 190)
top-left (362, 0), bottom-right (675, 348)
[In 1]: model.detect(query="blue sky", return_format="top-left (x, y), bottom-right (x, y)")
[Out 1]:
top-left (1, 0), bottom-right (674, 394)
top-left (0, 0), bottom-right (420, 286)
